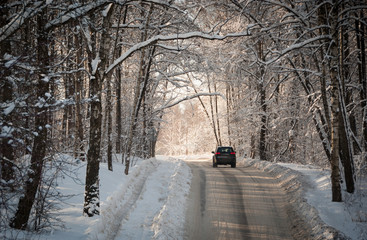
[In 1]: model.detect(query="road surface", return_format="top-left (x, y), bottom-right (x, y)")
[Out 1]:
top-left (184, 160), bottom-right (293, 240)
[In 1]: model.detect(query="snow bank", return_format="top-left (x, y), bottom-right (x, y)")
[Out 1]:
top-left (87, 157), bottom-right (192, 240)
top-left (6, 153), bottom-right (364, 240)
top-left (239, 158), bottom-right (353, 240)
top-left (88, 159), bottom-right (157, 239)
top-left (151, 159), bottom-right (192, 240)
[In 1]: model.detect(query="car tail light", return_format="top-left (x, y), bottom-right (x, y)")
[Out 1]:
top-left (230, 152), bottom-right (236, 155)
top-left (215, 152), bottom-right (220, 155)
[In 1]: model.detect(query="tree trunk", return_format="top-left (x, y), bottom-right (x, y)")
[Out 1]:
top-left (115, 6), bottom-right (127, 155)
top-left (214, 82), bottom-right (222, 146)
top-left (338, 11), bottom-right (355, 193)
top-left (188, 74), bottom-right (219, 147)
top-left (124, 44), bottom-right (155, 174)
top-left (124, 4), bottom-right (153, 175)
top-left (329, 0), bottom-right (342, 202)
top-left (107, 78), bottom-right (113, 171)
top-left (259, 81), bottom-right (267, 161)
top-left (208, 76), bottom-right (221, 146)
top-left (84, 4), bottom-right (114, 216)
top-left (226, 83), bottom-right (232, 147)
top-left (115, 67), bottom-right (122, 154)
top-left (356, 10), bottom-right (367, 152)
top-left (287, 56), bottom-right (331, 160)
top-left (66, 29), bottom-right (75, 146)
top-left (10, 8), bottom-right (50, 229)
top-left (0, 1), bottom-right (15, 182)
top-left (258, 41), bottom-right (267, 161)
top-left (84, 67), bottom-right (102, 216)
top-left (317, 0), bottom-right (342, 202)
top-left (74, 31), bottom-right (85, 160)
top-left (250, 134), bottom-right (256, 159)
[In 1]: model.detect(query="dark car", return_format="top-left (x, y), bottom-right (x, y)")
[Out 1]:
top-left (212, 146), bottom-right (236, 168)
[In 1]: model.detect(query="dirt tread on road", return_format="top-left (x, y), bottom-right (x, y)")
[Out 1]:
top-left (184, 161), bottom-right (293, 240)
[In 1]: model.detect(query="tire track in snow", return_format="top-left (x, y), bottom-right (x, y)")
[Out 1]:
top-left (88, 159), bottom-right (157, 240)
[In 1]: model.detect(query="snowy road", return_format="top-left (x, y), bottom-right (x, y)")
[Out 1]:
top-left (21, 155), bottom-right (364, 240)
top-left (184, 161), bottom-right (293, 240)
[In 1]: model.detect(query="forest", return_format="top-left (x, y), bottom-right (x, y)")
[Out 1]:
top-left (1, 0), bottom-right (367, 234)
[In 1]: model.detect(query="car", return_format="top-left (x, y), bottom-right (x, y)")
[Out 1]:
top-left (212, 146), bottom-right (236, 168)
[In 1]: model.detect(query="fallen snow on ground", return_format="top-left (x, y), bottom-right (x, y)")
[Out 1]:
top-left (279, 162), bottom-right (367, 240)
top-left (239, 158), bottom-right (367, 240)
top-left (32, 155), bottom-right (191, 240)
top-left (3, 155), bottom-right (366, 240)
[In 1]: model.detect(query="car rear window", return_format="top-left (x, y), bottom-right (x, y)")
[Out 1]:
top-left (218, 147), bottom-right (233, 153)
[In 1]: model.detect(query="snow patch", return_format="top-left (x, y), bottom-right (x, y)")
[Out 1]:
top-left (91, 57), bottom-right (100, 75)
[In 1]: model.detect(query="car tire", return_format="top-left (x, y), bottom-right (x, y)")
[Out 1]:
top-left (213, 160), bottom-right (217, 168)
top-left (231, 162), bottom-right (236, 168)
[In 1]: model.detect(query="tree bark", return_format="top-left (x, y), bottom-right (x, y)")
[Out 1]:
top-left (356, 10), bottom-right (367, 152)
top-left (0, 1), bottom-right (15, 182)
top-left (84, 70), bottom-right (102, 216)
top-left (338, 10), bottom-right (355, 193)
top-left (115, 7), bottom-right (128, 155)
top-left (115, 64), bottom-right (122, 154)
top-left (226, 83), bottom-right (232, 147)
top-left (258, 41), bottom-right (267, 161)
top-left (328, 0), bottom-right (342, 202)
top-left (10, 7), bottom-right (50, 229)
top-left (106, 77), bottom-right (113, 171)
top-left (259, 81), bottom-right (267, 161)
top-left (74, 31), bottom-right (85, 160)
top-left (84, 4), bottom-right (114, 216)
top-left (214, 82), bottom-right (222, 146)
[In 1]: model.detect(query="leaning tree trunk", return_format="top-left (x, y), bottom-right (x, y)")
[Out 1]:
top-left (124, 45), bottom-right (155, 174)
top-left (207, 76), bottom-right (221, 146)
top-left (124, 4), bottom-right (153, 175)
top-left (10, 8), bottom-right (50, 229)
top-left (188, 74), bottom-right (219, 146)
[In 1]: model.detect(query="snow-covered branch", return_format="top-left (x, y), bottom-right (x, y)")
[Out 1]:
top-left (0, 1), bottom-right (45, 43)
top-left (263, 0), bottom-right (307, 26)
top-left (106, 31), bottom-right (250, 74)
top-left (263, 35), bottom-right (331, 65)
top-left (155, 92), bottom-right (224, 112)
top-left (0, 0), bottom-right (116, 43)
top-left (45, 0), bottom-right (115, 30)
